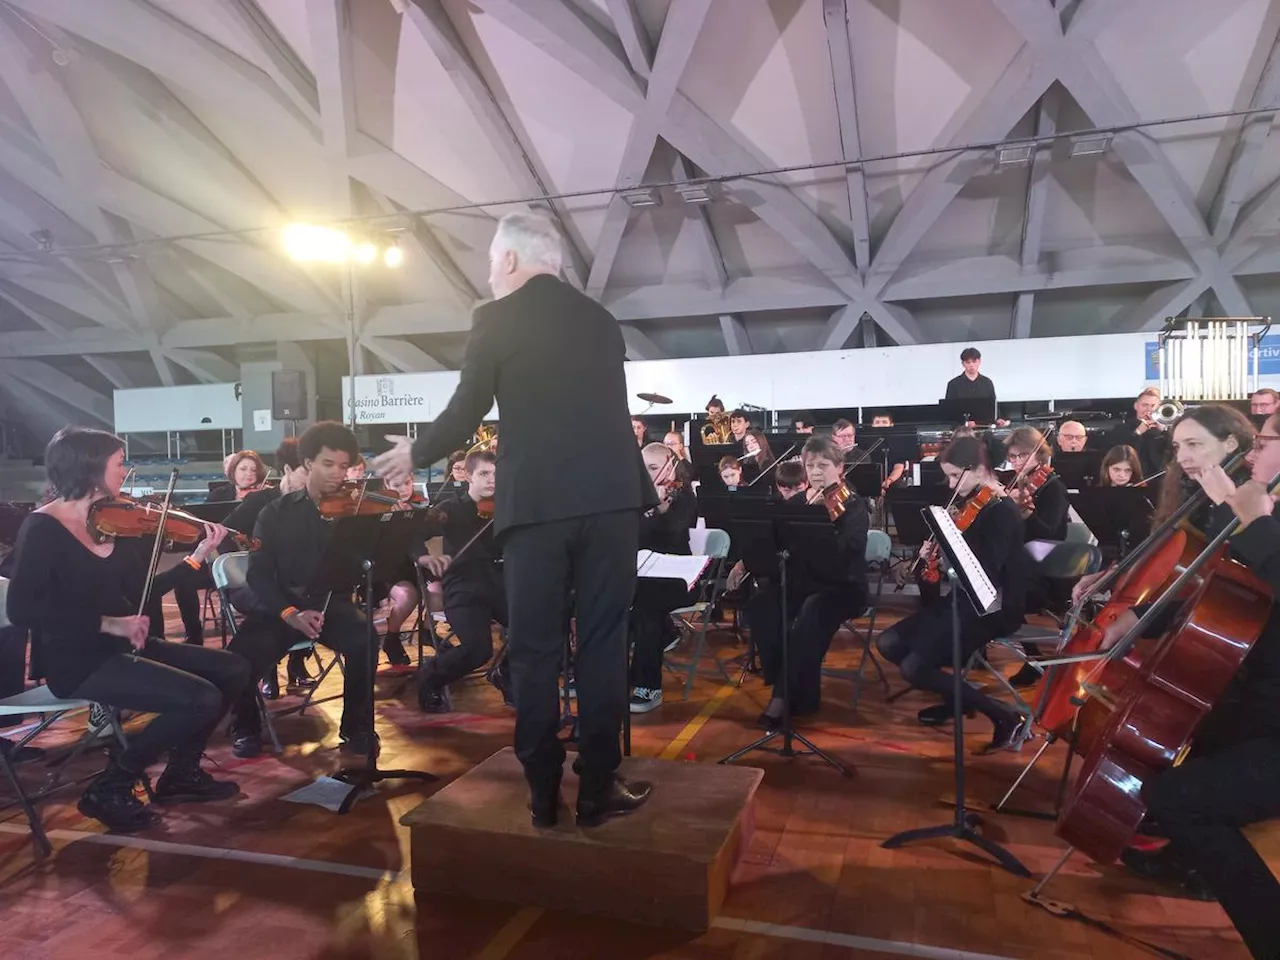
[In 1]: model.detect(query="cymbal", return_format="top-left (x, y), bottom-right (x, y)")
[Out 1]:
top-left (636, 392), bottom-right (672, 405)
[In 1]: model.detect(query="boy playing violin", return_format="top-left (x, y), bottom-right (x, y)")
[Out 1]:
top-left (226, 422), bottom-right (378, 758)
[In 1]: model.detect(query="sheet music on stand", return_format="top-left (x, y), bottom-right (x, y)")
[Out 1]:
top-left (923, 505), bottom-right (1000, 615)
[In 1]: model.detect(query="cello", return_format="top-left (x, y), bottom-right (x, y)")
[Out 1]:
top-left (1053, 485), bottom-right (1275, 866)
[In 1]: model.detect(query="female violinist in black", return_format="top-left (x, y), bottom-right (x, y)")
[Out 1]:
top-left (5, 427), bottom-right (249, 833)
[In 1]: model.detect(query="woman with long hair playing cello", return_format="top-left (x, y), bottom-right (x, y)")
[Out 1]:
top-left (877, 435), bottom-right (1029, 752)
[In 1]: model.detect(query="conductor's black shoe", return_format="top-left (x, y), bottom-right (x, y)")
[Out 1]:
top-left (1008, 663), bottom-right (1042, 688)
top-left (1120, 845), bottom-right (1216, 901)
top-left (756, 710), bottom-right (783, 731)
top-left (576, 775), bottom-right (652, 828)
top-left (231, 732), bottom-right (262, 759)
top-left (528, 778), bottom-right (563, 829)
top-left (917, 704), bottom-right (975, 726)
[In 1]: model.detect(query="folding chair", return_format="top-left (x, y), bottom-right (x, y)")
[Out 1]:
top-left (822, 529), bottom-right (894, 711)
top-left (210, 553), bottom-right (343, 753)
top-left (672, 528), bottom-right (733, 700)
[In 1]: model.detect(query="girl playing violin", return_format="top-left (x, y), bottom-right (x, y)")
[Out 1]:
top-left (1004, 427), bottom-right (1068, 541)
top-left (743, 436), bottom-right (868, 729)
top-left (1097, 444), bottom-right (1143, 487)
top-left (5, 427), bottom-right (249, 834)
top-left (226, 450), bottom-right (268, 501)
top-left (378, 473), bottom-right (426, 667)
top-left (876, 435), bottom-right (1029, 752)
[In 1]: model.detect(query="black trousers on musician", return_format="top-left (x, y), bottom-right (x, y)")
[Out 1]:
top-left (503, 509), bottom-right (638, 801)
top-left (876, 602), bottom-right (1018, 725)
top-left (146, 561), bottom-right (208, 646)
top-left (422, 592), bottom-right (508, 689)
top-left (1142, 717), bottom-right (1280, 959)
top-left (746, 583), bottom-right (860, 715)
top-left (629, 578), bottom-right (692, 692)
top-left (227, 600), bottom-right (371, 740)
top-left (69, 641), bottom-right (248, 772)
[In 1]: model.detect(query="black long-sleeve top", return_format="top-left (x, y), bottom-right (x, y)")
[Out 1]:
top-left (783, 493), bottom-right (870, 604)
top-left (223, 487), bottom-right (278, 539)
top-left (1220, 514), bottom-right (1280, 736)
top-left (962, 496), bottom-right (1027, 633)
top-left (1103, 418), bottom-right (1169, 479)
top-left (944, 373), bottom-right (996, 401)
top-left (5, 513), bottom-right (190, 695)
top-left (1022, 474), bottom-right (1069, 542)
top-left (639, 488), bottom-right (698, 556)
top-left (245, 491), bottom-right (335, 617)
top-left (423, 495), bottom-right (502, 606)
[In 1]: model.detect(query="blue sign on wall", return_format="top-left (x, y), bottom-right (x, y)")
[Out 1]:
top-left (1144, 335), bottom-right (1280, 380)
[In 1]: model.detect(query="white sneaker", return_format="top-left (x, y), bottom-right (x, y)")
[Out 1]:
top-left (629, 687), bottom-right (663, 713)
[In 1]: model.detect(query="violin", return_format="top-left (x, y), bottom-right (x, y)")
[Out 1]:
top-left (88, 494), bottom-right (259, 552)
top-left (921, 485), bottom-right (1001, 583)
top-left (807, 480), bottom-right (852, 521)
top-left (316, 481), bottom-right (413, 520)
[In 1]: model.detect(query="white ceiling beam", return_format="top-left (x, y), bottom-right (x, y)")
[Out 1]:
top-left (1210, 25), bottom-right (1280, 243)
top-left (149, 346), bottom-right (176, 386)
top-left (361, 335), bottom-right (446, 373)
top-left (586, 0), bottom-right (714, 298)
top-left (165, 348), bottom-right (239, 383)
top-left (4, 0), bottom-right (318, 140)
top-left (208, 0), bottom-right (321, 125)
top-left (0, 287), bottom-right (64, 335)
top-left (470, 0), bottom-right (864, 300)
top-left (619, 324), bottom-right (668, 360)
top-left (1010, 292), bottom-right (1034, 339)
top-left (0, 359), bottom-right (113, 424)
top-left (819, 304), bottom-right (864, 350)
top-left (365, 191), bottom-right (480, 303)
top-left (0, 371), bottom-right (101, 440)
top-left (606, 272), bottom-right (848, 319)
top-left (821, 0), bottom-right (871, 274)
top-left (718, 313), bottom-right (752, 355)
top-left (83, 355), bottom-right (139, 390)
top-left (402, 0), bottom-right (589, 288)
top-left (1010, 81), bottom-right (1060, 338)
top-left (304, 0), bottom-right (358, 208)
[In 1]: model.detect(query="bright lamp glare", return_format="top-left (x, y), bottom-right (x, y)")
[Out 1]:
top-left (353, 242), bottom-right (377, 264)
top-left (283, 223), bottom-right (352, 263)
top-left (383, 245), bottom-right (404, 268)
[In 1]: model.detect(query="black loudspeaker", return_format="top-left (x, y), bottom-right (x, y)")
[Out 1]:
top-left (271, 370), bottom-right (306, 421)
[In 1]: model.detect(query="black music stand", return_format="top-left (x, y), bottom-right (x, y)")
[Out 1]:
top-left (881, 505), bottom-right (1029, 876)
top-left (1052, 451), bottom-right (1104, 490)
top-left (844, 463), bottom-right (883, 498)
top-left (716, 499), bottom-right (851, 775)
top-left (309, 512), bottom-right (438, 814)
top-left (1069, 488), bottom-right (1153, 562)
top-left (938, 397), bottom-right (996, 427)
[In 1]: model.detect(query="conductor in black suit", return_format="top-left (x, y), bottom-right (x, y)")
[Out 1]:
top-left (373, 212), bottom-right (656, 828)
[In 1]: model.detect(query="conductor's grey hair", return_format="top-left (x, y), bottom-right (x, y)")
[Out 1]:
top-left (490, 211), bottom-right (564, 273)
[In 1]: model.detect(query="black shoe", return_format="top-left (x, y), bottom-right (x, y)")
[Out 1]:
top-left (77, 766), bottom-right (158, 833)
top-left (1120, 845), bottom-right (1216, 901)
top-left (287, 651), bottom-right (313, 683)
top-left (339, 732), bottom-right (380, 758)
top-left (917, 703), bottom-right (975, 726)
top-left (0, 738), bottom-right (45, 765)
top-left (383, 632), bottom-right (412, 667)
top-left (529, 775), bottom-right (563, 829)
top-left (1008, 663), bottom-right (1042, 688)
top-left (980, 712), bottom-right (1029, 755)
top-left (576, 775), bottom-right (652, 828)
top-left (417, 683), bottom-right (449, 714)
top-left (486, 665), bottom-right (515, 707)
top-left (261, 673), bottom-right (279, 700)
top-left (756, 710), bottom-right (782, 731)
top-left (154, 764), bottom-right (239, 804)
top-left (231, 732), bottom-right (262, 759)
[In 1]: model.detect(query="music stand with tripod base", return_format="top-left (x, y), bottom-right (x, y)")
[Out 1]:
top-left (309, 511), bottom-right (439, 814)
top-left (880, 504), bottom-right (1030, 877)
top-left (715, 498), bottom-right (852, 776)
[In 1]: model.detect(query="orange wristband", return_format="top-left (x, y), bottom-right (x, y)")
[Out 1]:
top-left (280, 606), bottom-right (299, 621)
top-left (184, 556), bottom-right (203, 570)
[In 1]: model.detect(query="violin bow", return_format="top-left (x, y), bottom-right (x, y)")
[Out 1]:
top-left (841, 436), bottom-right (884, 475)
top-left (747, 444), bottom-right (796, 487)
top-left (133, 467), bottom-right (180, 657)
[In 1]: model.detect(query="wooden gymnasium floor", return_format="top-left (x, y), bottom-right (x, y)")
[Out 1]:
top-left (0, 591), bottom-right (1269, 960)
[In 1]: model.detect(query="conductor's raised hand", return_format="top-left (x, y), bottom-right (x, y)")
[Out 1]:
top-left (372, 436), bottom-right (414, 487)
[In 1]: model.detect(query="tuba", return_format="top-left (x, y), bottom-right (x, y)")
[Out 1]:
top-left (701, 412), bottom-right (733, 445)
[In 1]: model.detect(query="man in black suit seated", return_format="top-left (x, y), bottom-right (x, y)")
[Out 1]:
top-left (373, 212), bottom-right (655, 828)
top-left (1103, 387), bottom-right (1169, 479)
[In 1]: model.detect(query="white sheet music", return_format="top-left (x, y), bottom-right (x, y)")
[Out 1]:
top-left (926, 506), bottom-right (999, 614)
top-left (636, 550), bottom-right (711, 589)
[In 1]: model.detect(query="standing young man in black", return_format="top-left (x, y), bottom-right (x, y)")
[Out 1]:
top-left (374, 212), bottom-right (655, 828)
top-left (944, 347), bottom-right (996, 404)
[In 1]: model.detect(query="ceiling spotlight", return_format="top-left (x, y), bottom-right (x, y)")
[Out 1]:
top-left (282, 223), bottom-right (351, 263)
top-left (1069, 133), bottom-right (1112, 158)
top-left (675, 182), bottom-right (713, 204)
top-left (995, 142), bottom-right (1035, 166)
top-left (383, 245), bottom-right (404, 268)
top-left (619, 188), bottom-right (661, 208)
top-left (353, 242), bottom-right (378, 265)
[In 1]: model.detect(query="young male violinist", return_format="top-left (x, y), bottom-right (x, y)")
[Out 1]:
top-left (737, 437), bottom-right (868, 728)
top-left (415, 450), bottom-right (511, 711)
top-left (226, 422), bottom-right (377, 759)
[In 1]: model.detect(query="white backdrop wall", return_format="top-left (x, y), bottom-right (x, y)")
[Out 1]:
top-left (113, 384), bottom-right (242, 433)
top-left (339, 331), bottom-right (1181, 425)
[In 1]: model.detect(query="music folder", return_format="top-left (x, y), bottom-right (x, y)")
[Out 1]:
top-left (922, 505), bottom-right (999, 615)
